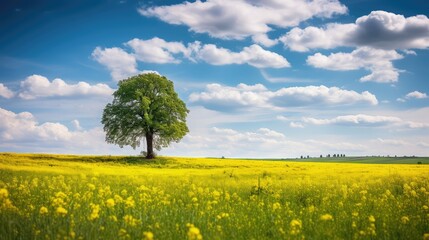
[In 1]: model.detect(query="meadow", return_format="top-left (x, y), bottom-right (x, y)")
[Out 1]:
top-left (1, 153), bottom-right (429, 239)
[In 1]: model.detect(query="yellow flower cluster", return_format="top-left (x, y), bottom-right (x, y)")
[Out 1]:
top-left (187, 223), bottom-right (203, 240)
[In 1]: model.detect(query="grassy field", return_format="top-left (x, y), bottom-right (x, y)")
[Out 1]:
top-left (1, 153), bottom-right (429, 239)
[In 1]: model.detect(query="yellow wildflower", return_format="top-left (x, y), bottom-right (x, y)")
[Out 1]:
top-left (118, 228), bottom-right (127, 237)
top-left (187, 223), bottom-right (203, 240)
top-left (55, 191), bottom-right (67, 199)
top-left (106, 198), bottom-right (115, 208)
top-left (320, 214), bottom-right (333, 221)
top-left (289, 219), bottom-right (302, 235)
top-left (124, 214), bottom-right (139, 227)
top-left (0, 188), bottom-right (9, 198)
top-left (56, 206), bottom-right (68, 216)
top-left (125, 196), bottom-right (135, 208)
top-left (39, 206), bottom-right (48, 215)
top-left (89, 204), bottom-right (100, 221)
top-left (87, 183), bottom-right (96, 191)
top-left (143, 231), bottom-right (154, 240)
top-left (212, 190), bottom-right (221, 200)
top-left (109, 215), bottom-right (118, 222)
top-left (272, 202), bottom-right (281, 211)
top-left (368, 215), bottom-right (376, 223)
top-left (401, 216), bottom-right (409, 224)
top-left (423, 233), bottom-right (429, 240)
top-left (121, 189), bottom-right (127, 196)
top-left (114, 194), bottom-right (123, 203)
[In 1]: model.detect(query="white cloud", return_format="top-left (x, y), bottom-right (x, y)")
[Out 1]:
top-left (307, 47), bottom-right (403, 83)
top-left (71, 119), bottom-right (82, 131)
top-left (270, 85), bottom-right (378, 107)
top-left (303, 114), bottom-right (429, 129)
top-left (189, 83), bottom-right (378, 111)
top-left (350, 11), bottom-right (429, 50)
top-left (195, 44), bottom-right (290, 68)
top-left (276, 115), bottom-right (289, 121)
top-left (280, 11), bottom-right (429, 51)
top-left (92, 47), bottom-right (138, 81)
top-left (375, 138), bottom-right (409, 147)
top-left (189, 83), bottom-right (272, 111)
top-left (94, 38), bottom-right (289, 70)
top-left (303, 114), bottom-right (401, 126)
top-left (126, 37), bottom-right (189, 64)
top-left (260, 70), bottom-right (313, 83)
top-left (0, 107), bottom-right (98, 147)
top-left (0, 107), bottom-right (142, 155)
top-left (290, 122), bottom-right (304, 128)
top-left (279, 23), bottom-right (354, 52)
top-left (406, 91), bottom-right (428, 99)
top-left (0, 83), bottom-right (14, 99)
top-left (139, 0), bottom-right (347, 43)
top-left (251, 34), bottom-right (279, 47)
top-left (18, 75), bottom-right (114, 100)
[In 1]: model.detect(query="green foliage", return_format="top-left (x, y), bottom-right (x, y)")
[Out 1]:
top-left (102, 73), bottom-right (189, 156)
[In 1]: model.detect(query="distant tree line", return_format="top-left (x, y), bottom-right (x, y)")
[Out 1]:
top-left (299, 154), bottom-right (346, 159)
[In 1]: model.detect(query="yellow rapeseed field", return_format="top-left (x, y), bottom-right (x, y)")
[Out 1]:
top-left (0, 153), bottom-right (428, 239)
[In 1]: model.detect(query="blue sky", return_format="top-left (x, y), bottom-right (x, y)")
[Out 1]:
top-left (0, 0), bottom-right (428, 157)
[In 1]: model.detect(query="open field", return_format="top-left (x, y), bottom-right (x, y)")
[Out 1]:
top-left (1, 153), bottom-right (429, 239)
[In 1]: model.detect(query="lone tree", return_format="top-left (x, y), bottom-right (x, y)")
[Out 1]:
top-left (102, 73), bottom-right (189, 159)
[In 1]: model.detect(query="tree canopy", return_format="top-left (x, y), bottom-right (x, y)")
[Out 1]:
top-left (101, 73), bottom-right (189, 159)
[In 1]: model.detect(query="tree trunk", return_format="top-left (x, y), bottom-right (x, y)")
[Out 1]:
top-left (145, 132), bottom-right (155, 159)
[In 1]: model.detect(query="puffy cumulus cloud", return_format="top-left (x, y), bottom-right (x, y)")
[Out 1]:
top-left (279, 23), bottom-right (354, 52)
top-left (270, 85), bottom-right (378, 107)
top-left (126, 37), bottom-right (190, 64)
top-left (195, 44), bottom-right (290, 68)
top-left (303, 114), bottom-right (429, 129)
top-left (350, 11), bottom-right (429, 50)
top-left (251, 34), bottom-right (279, 47)
top-left (92, 47), bottom-right (138, 81)
top-left (0, 107), bottom-right (107, 152)
top-left (188, 83), bottom-right (272, 111)
top-left (94, 38), bottom-right (289, 70)
top-left (280, 11), bottom-right (429, 51)
top-left (18, 75), bottom-right (114, 100)
top-left (0, 83), bottom-right (14, 99)
top-left (139, 0), bottom-right (347, 45)
top-left (189, 83), bottom-right (378, 111)
top-left (307, 47), bottom-right (403, 83)
top-left (406, 91), bottom-right (428, 99)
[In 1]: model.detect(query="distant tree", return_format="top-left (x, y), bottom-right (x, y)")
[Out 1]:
top-left (320, 155), bottom-right (323, 158)
top-left (327, 154), bottom-right (330, 158)
top-left (333, 154), bottom-right (337, 158)
top-left (102, 73), bottom-right (189, 159)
